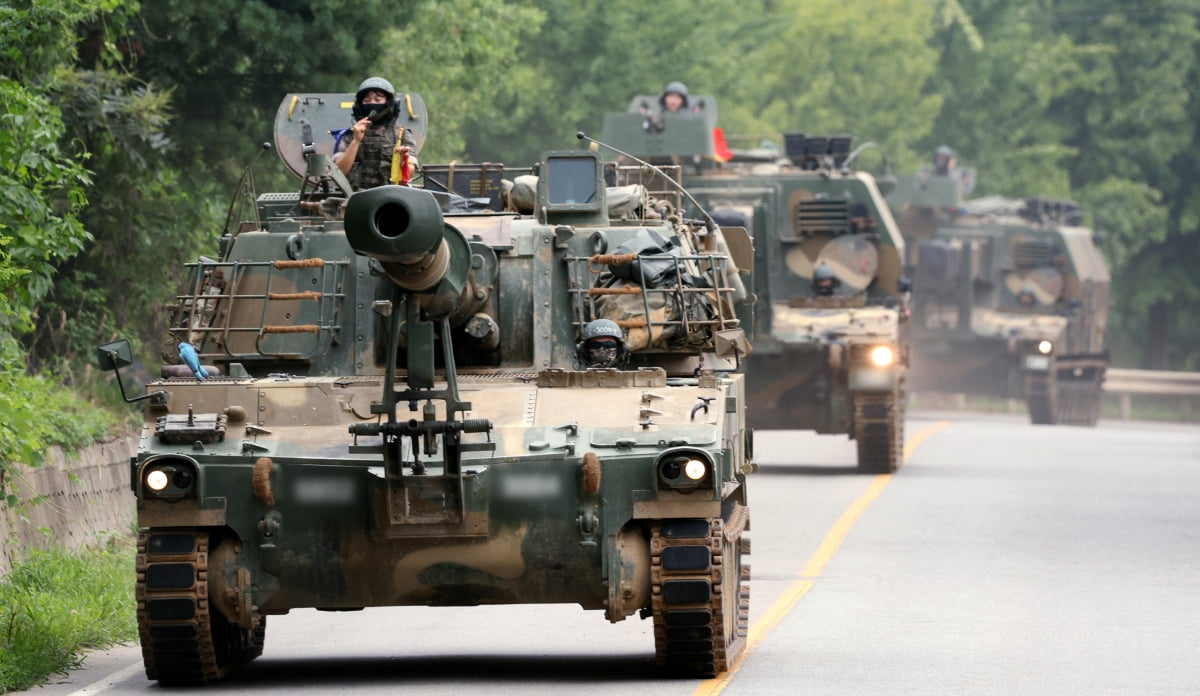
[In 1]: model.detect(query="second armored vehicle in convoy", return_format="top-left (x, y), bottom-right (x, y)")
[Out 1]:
top-left (603, 95), bottom-right (909, 473)
top-left (100, 90), bottom-right (756, 684)
top-left (888, 161), bottom-right (1109, 425)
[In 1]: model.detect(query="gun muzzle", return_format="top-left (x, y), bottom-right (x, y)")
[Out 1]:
top-left (344, 185), bottom-right (450, 292)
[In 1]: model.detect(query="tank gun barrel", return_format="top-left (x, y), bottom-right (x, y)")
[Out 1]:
top-left (344, 185), bottom-right (451, 292)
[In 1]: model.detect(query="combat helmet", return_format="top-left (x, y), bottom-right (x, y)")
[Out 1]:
top-left (581, 318), bottom-right (624, 341)
top-left (356, 76), bottom-right (396, 102)
top-left (659, 81), bottom-right (690, 109)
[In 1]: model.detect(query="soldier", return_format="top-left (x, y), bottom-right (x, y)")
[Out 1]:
top-left (919, 144), bottom-right (975, 196)
top-left (812, 264), bottom-right (840, 297)
top-left (659, 81), bottom-right (690, 113)
top-left (577, 319), bottom-right (628, 368)
top-left (335, 76), bottom-right (419, 189)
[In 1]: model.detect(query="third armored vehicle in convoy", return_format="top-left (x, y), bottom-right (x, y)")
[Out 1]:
top-left (99, 90), bottom-right (755, 684)
top-left (603, 95), bottom-right (909, 473)
top-left (888, 164), bottom-right (1109, 425)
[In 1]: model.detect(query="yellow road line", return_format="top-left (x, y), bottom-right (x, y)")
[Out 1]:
top-left (692, 420), bottom-right (951, 696)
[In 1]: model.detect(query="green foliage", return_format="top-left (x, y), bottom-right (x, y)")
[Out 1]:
top-left (24, 69), bottom-right (217, 370)
top-left (0, 78), bottom-right (92, 337)
top-left (455, 0), bottom-right (752, 164)
top-left (132, 0), bottom-right (402, 183)
top-left (0, 541), bottom-right (136, 693)
top-left (0, 337), bottom-right (116, 487)
top-left (377, 0), bottom-right (546, 162)
top-left (721, 0), bottom-right (943, 172)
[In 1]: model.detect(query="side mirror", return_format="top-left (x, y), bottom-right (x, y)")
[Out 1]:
top-left (96, 339), bottom-right (133, 371)
top-left (897, 277), bottom-right (913, 294)
top-left (96, 338), bottom-right (165, 405)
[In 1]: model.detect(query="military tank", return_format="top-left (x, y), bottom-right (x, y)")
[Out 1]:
top-left (98, 91), bottom-right (755, 684)
top-left (603, 100), bottom-right (909, 473)
top-left (888, 164), bottom-right (1109, 426)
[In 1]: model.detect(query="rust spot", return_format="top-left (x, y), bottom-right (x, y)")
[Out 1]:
top-left (582, 452), bottom-right (602, 496)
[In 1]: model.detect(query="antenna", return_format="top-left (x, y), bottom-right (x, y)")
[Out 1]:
top-left (576, 131), bottom-right (717, 234)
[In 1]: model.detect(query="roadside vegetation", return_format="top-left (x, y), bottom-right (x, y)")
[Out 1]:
top-left (0, 539), bottom-right (136, 694)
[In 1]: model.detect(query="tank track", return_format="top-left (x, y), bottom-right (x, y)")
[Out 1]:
top-left (853, 386), bottom-right (905, 474)
top-left (650, 502), bottom-right (750, 677)
top-left (136, 529), bottom-right (265, 685)
top-left (1024, 371), bottom-right (1058, 425)
top-left (1025, 367), bottom-right (1103, 426)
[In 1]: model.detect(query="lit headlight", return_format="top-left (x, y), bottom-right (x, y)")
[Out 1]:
top-left (141, 456), bottom-right (198, 498)
top-left (870, 346), bottom-right (895, 367)
top-left (146, 470), bottom-right (169, 491)
top-left (1037, 340), bottom-right (1053, 354)
top-left (657, 451), bottom-right (714, 490)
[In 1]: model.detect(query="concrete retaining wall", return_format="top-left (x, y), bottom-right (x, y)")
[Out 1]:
top-left (0, 433), bottom-right (138, 576)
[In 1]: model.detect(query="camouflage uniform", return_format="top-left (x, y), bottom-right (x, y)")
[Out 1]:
top-left (334, 119), bottom-right (417, 190)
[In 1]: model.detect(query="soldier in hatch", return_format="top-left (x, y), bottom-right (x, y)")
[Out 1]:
top-left (812, 264), bottom-right (840, 297)
top-left (577, 319), bottom-right (629, 369)
top-left (334, 76), bottom-right (419, 189)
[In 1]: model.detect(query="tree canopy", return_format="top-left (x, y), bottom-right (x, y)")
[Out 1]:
top-left (4, 0), bottom-right (1199, 409)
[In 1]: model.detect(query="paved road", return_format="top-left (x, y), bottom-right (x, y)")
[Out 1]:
top-left (26, 413), bottom-right (1200, 695)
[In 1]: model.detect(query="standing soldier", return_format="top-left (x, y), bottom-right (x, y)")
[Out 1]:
top-left (335, 76), bottom-right (418, 189)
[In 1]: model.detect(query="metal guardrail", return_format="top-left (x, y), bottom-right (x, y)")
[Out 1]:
top-left (1104, 368), bottom-right (1200, 420)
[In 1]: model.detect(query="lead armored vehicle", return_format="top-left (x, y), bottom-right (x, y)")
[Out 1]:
top-left (888, 167), bottom-right (1109, 425)
top-left (603, 99), bottom-right (909, 473)
top-left (99, 92), bottom-right (755, 684)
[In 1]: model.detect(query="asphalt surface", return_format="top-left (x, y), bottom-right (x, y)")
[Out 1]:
top-left (24, 411), bottom-right (1200, 695)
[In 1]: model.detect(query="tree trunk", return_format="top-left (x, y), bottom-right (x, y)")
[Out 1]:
top-left (1146, 301), bottom-right (1170, 369)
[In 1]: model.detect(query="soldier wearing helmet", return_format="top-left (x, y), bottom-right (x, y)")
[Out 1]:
top-left (577, 319), bottom-right (628, 368)
top-left (933, 145), bottom-right (956, 176)
top-left (659, 81), bottom-right (690, 113)
top-left (334, 76), bottom-right (419, 189)
top-left (812, 264), bottom-right (840, 297)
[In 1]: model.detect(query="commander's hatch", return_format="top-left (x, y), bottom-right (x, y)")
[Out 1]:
top-left (273, 92), bottom-right (429, 179)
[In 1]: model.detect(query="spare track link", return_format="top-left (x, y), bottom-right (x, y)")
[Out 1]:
top-left (650, 503), bottom-right (750, 677)
top-left (136, 528), bottom-right (263, 685)
top-left (854, 387), bottom-right (904, 473)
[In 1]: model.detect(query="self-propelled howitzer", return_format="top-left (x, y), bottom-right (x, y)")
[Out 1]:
top-left (102, 92), bottom-right (755, 685)
top-left (604, 102), bottom-right (910, 473)
top-left (888, 171), bottom-right (1109, 425)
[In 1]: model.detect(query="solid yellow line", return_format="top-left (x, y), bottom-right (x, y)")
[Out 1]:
top-left (691, 420), bottom-right (950, 696)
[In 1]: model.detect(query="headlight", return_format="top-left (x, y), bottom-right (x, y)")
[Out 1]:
top-left (1037, 340), bottom-right (1053, 354)
top-left (141, 457), bottom-right (198, 498)
top-left (869, 345), bottom-right (895, 367)
top-left (683, 459), bottom-right (707, 480)
top-left (657, 450), bottom-right (714, 490)
top-left (146, 470), bottom-right (169, 491)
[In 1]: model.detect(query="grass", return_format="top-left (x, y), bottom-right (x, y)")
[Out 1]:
top-left (0, 536), bottom-right (137, 694)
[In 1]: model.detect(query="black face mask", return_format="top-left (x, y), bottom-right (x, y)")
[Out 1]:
top-left (353, 100), bottom-right (392, 122)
